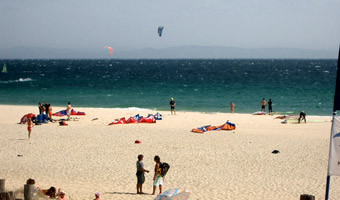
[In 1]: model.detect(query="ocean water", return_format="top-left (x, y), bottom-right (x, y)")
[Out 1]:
top-left (0, 59), bottom-right (337, 116)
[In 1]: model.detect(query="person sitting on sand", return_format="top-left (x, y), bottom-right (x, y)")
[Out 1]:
top-left (94, 192), bottom-right (100, 200)
top-left (136, 154), bottom-right (149, 194)
top-left (66, 102), bottom-right (72, 121)
top-left (58, 190), bottom-right (67, 200)
top-left (152, 155), bottom-right (163, 195)
top-left (27, 118), bottom-right (33, 140)
top-left (298, 110), bottom-right (306, 123)
top-left (38, 186), bottom-right (57, 198)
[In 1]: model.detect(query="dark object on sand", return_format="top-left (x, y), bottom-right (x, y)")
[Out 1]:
top-left (272, 150), bottom-right (280, 154)
top-left (300, 194), bottom-right (315, 200)
top-left (0, 179), bottom-right (5, 192)
top-left (17, 155), bottom-right (23, 157)
top-left (135, 140), bottom-right (141, 144)
top-left (59, 121), bottom-right (68, 126)
top-left (92, 118), bottom-right (98, 121)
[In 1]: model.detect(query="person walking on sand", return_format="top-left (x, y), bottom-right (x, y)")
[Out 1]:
top-left (261, 98), bottom-right (266, 112)
top-left (136, 154), bottom-right (149, 194)
top-left (268, 99), bottom-right (273, 114)
top-left (66, 102), bottom-right (72, 120)
top-left (230, 102), bottom-right (235, 114)
top-left (152, 155), bottom-right (163, 195)
top-left (298, 110), bottom-right (306, 123)
top-left (27, 118), bottom-right (33, 139)
top-left (170, 98), bottom-right (176, 115)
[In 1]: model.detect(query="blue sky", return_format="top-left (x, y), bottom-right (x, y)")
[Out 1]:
top-left (0, 0), bottom-right (339, 52)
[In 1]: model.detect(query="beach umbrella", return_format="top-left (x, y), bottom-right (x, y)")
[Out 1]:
top-left (154, 188), bottom-right (190, 200)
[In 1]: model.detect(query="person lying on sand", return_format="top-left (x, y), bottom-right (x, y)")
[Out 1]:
top-left (37, 186), bottom-right (57, 198)
top-left (58, 190), bottom-right (67, 200)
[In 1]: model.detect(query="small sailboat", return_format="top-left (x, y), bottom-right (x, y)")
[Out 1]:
top-left (2, 64), bottom-right (7, 73)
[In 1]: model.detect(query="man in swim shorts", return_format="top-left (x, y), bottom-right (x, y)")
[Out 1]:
top-left (261, 98), bottom-right (266, 112)
top-left (136, 154), bottom-right (149, 194)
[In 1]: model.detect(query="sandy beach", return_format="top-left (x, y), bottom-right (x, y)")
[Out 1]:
top-left (0, 105), bottom-right (339, 199)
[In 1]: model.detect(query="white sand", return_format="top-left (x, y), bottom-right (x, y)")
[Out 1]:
top-left (0, 105), bottom-right (339, 200)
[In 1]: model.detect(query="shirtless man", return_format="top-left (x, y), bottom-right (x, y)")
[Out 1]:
top-left (261, 98), bottom-right (266, 112)
top-left (66, 102), bottom-right (72, 120)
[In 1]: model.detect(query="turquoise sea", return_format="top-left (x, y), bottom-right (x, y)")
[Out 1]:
top-left (0, 59), bottom-right (337, 116)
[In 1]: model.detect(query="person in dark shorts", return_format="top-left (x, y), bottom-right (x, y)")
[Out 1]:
top-left (268, 99), bottom-right (273, 114)
top-left (298, 110), bottom-right (306, 123)
top-left (261, 98), bottom-right (266, 112)
top-left (136, 154), bottom-right (149, 194)
top-left (38, 102), bottom-right (43, 115)
top-left (170, 98), bottom-right (176, 115)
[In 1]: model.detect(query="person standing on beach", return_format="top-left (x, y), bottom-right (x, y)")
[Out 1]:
top-left (268, 99), bottom-right (273, 114)
top-left (298, 110), bottom-right (306, 123)
top-left (152, 155), bottom-right (163, 195)
top-left (27, 118), bottom-right (33, 139)
top-left (38, 102), bottom-right (44, 115)
top-left (48, 104), bottom-right (53, 120)
top-left (66, 102), bottom-right (72, 120)
top-left (230, 102), bottom-right (235, 114)
top-left (170, 98), bottom-right (176, 115)
top-left (44, 102), bottom-right (50, 117)
top-left (136, 154), bottom-right (149, 194)
top-left (261, 98), bottom-right (266, 112)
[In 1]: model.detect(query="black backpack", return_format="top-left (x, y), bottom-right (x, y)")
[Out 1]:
top-left (160, 162), bottom-right (170, 177)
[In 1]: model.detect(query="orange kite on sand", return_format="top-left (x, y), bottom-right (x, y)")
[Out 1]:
top-left (192, 121), bottom-right (235, 134)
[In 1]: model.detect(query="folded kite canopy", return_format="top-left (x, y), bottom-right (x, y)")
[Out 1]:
top-left (192, 121), bottom-right (235, 133)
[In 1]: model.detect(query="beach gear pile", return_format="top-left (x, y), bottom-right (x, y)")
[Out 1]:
top-left (109, 113), bottom-right (162, 125)
top-left (52, 109), bottom-right (86, 117)
top-left (192, 121), bottom-right (236, 133)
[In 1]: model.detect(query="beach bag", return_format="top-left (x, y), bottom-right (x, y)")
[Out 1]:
top-left (160, 162), bottom-right (170, 177)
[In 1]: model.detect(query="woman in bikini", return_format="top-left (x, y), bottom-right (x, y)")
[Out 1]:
top-left (27, 118), bottom-right (33, 139)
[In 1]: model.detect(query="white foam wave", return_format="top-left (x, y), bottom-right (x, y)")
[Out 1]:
top-left (0, 78), bottom-right (34, 84)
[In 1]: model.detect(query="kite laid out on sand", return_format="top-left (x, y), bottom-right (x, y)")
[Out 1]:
top-left (104, 46), bottom-right (113, 56)
top-left (154, 188), bottom-right (190, 200)
top-left (192, 121), bottom-right (236, 134)
top-left (53, 109), bottom-right (86, 117)
top-left (109, 113), bottom-right (161, 125)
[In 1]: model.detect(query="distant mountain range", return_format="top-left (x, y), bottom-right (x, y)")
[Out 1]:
top-left (0, 46), bottom-right (336, 59)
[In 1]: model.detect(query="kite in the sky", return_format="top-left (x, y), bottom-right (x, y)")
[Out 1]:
top-left (104, 46), bottom-right (113, 56)
top-left (158, 26), bottom-right (164, 37)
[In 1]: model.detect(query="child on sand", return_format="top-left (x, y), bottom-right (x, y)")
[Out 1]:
top-left (27, 118), bottom-right (33, 139)
top-left (136, 154), bottom-right (149, 194)
top-left (152, 155), bottom-right (163, 195)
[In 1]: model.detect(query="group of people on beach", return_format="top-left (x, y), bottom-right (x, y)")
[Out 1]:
top-left (27, 102), bottom-right (73, 139)
top-left (136, 155), bottom-right (165, 195)
top-left (229, 98), bottom-right (273, 114)
top-left (25, 178), bottom-right (100, 200)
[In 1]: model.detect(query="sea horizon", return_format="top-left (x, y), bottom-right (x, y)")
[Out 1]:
top-left (0, 59), bottom-right (337, 116)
